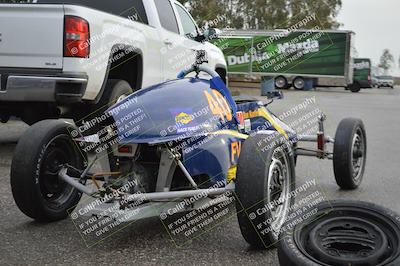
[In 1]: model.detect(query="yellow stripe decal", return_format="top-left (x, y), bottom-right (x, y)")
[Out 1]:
top-left (258, 108), bottom-right (289, 139)
top-left (209, 130), bottom-right (248, 139)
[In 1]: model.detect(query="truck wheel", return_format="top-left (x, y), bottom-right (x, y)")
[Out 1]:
top-left (278, 200), bottom-right (400, 266)
top-left (293, 77), bottom-right (305, 90)
top-left (236, 134), bottom-right (295, 249)
top-left (80, 79), bottom-right (133, 135)
top-left (349, 82), bottom-right (361, 93)
top-left (333, 118), bottom-right (366, 189)
top-left (11, 120), bottom-right (86, 222)
top-left (97, 79), bottom-right (133, 109)
top-left (275, 76), bottom-right (289, 89)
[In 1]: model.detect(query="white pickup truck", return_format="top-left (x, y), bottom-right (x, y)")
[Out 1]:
top-left (0, 0), bottom-right (227, 125)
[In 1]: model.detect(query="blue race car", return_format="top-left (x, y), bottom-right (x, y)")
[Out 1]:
top-left (10, 55), bottom-right (367, 249)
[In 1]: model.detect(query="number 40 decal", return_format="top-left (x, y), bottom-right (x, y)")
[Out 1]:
top-left (203, 89), bottom-right (232, 121)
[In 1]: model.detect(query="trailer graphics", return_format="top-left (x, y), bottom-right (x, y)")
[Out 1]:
top-left (214, 30), bottom-right (355, 91)
top-left (216, 31), bottom-right (349, 77)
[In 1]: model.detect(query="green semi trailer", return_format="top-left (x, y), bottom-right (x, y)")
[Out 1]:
top-left (213, 30), bottom-right (361, 92)
top-left (352, 58), bottom-right (372, 89)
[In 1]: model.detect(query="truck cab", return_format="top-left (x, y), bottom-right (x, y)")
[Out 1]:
top-left (0, 0), bottom-right (227, 124)
top-left (352, 58), bottom-right (372, 89)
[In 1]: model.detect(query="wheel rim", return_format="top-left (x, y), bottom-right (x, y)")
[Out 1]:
top-left (294, 78), bottom-right (304, 89)
top-left (295, 207), bottom-right (400, 266)
top-left (117, 94), bottom-right (128, 103)
top-left (266, 147), bottom-right (291, 237)
top-left (275, 77), bottom-right (286, 88)
top-left (39, 134), bottom-right (79, 209)
top-left (351, 128), bottom-right (366, 183)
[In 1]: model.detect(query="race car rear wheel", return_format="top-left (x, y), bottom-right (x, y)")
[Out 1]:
top-left (11, 120), bottom-right (86, 222)
top-left (333, 118), bottom-right (366, 189)
top-left (235, 133), bottom-right (295, 249)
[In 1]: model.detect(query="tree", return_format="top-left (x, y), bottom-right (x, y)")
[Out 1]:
top-left (379, 49), bottom-right (394, 74)
top-left (179, 0), bottom-right (342, 30)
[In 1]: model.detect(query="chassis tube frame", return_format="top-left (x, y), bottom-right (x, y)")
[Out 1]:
top-left (297, 134), bottom-right (335, 143)
top-left (58, 167), bottom-right (234, 200)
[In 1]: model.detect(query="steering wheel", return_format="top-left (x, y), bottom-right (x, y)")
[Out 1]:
top-left (177, 65), bottom-right (220, 79)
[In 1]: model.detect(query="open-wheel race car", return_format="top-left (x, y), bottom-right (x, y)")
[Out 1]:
top-left (10, 55), bottom-right (367, 249)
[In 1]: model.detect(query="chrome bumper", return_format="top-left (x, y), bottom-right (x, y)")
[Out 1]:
top-left (0, 75), bottom-right (87, 102)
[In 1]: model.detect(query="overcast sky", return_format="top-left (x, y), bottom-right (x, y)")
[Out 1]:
top-left (337, 0), bottom-right (400, 75)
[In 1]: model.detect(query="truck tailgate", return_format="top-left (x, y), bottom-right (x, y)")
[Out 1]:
top-left (0, 4), bottom-right (64, 69)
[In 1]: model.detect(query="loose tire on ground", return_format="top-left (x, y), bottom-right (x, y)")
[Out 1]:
top-left (333, 118), bottom-right (366, 189)
top-left (11, 120), bottom-right (86, 222)
top-left (278, 200), bottom-right (400, 266)
top-left (235, 133), bottom-right (295, 249)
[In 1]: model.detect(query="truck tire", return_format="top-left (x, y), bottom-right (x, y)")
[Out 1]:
top-left (97, 79), bottom-right (133, 110)
top-left (349, 82), bottom-right (361, 93)
top-left (278, 200), bottom-right (400, 266)
top-left (79, 79), bottom-right (133, 136)
top-left (275, 76), bottom-right (289, 89)
top-left (293, 77), bottom-right (305, 90)
top-left (236, 133), bottom-right (295, 249)
top-left (11, 120), bottom-right (86, 222)
top-left (333, 118), bottom-right (366, 189)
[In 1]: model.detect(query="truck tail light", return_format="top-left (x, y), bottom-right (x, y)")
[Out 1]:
top-left (64, 16), bottom-right (90, 58)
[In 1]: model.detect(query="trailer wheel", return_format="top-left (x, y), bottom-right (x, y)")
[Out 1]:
top-left (293, 77), bottom-right (305, 90)
top-left (236, 133), bottom-right (295, 249)
top-left (349, 82), bottom-right (361, 92)
top-left (275, 76), bottom-right (289, 89)
top-left (333, 118), bottom-right (366, 189)
top-left (278, 200), bottom-right (400, 266)
top-left (11, 120), bottom-right (86, 222)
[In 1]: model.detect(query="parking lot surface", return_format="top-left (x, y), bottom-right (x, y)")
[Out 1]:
top-left (1, 87), bottom-right (399, 265)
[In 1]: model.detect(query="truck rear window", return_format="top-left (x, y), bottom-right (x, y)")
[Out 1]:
top-left (31, 0), bottom-right (148, 24)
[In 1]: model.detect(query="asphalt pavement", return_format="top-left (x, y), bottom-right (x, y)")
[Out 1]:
top-left (1, 86), bottom-right (399, 265)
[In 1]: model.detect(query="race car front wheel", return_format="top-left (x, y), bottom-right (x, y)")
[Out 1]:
top-left (333, 118), bottom-right (367, 189)
top-left (278, 200), bottom-right (400, 266)
top-left (11, 120), bottom-right (86, 222)
top-left (235, 133), bottom-right (295, 249)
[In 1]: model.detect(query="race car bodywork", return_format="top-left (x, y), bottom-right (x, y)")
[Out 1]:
top-left (10, 61), bottom-right (367, 249)
top-left (105, 76), bottom-right (295, 185)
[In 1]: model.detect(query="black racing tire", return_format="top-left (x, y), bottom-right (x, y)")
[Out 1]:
top-left (333, 118), bottom-right (367, 189)
top-left (11, 120), bottom-right (86, 222)
top-left (278, 200), bottom-right (400, 266)
top-left (275, 76), bottom-right (289, 89)
top-left (235, 133), bottom-right (295, 249)
top-left (293, 77), bottom-right (305, 90)
top-left (78, 79), bottom-right (133, 136)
